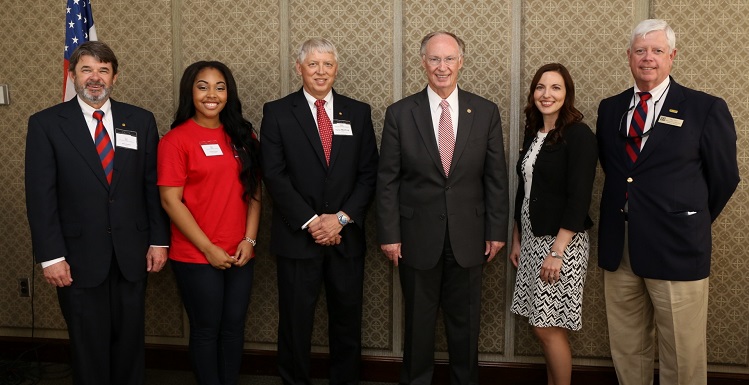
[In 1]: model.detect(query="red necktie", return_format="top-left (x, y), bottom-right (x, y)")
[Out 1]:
top-left (438, 100), bottom-right (455, 176)
top-left (93, 110), bottom-right (114, 184)
top-left (625, 92), bottom-right (651, 167)
top-left (315, 99), bottom-right (333, 165)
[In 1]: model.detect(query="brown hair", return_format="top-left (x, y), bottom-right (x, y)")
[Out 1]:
top-left (523, 63), bottom-right (583, 145)
top-left (68, 41), bottom-right (119, 74)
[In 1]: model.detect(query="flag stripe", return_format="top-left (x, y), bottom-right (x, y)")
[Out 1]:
top-left (63, 0), bottom-right (97, 101)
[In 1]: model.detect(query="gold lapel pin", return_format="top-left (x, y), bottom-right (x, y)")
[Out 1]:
top-left (466, 109), bottom-right (472, 114)
top-left (669, 109), bottom-right (678, 113)
top-left (121, 123), bottom-right (126, 127)
top-left (338, 112), bottom-right (343, 116)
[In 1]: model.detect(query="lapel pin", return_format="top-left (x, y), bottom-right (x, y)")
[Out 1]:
top-left (466, 109), bottom-right (472, 114)
top-left (338, 112), bottom-right (343, 116)
top-left (121, 123), bottom-right (126, 127)
top-left (669, 109), bottom-right (678, 113)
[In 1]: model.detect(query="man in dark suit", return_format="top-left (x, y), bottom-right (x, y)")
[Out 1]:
top-left (376, 31), bottom-right (509, 384)
top-left (597, 19), bottom-right (739, 385)
top-left (25, 41), bottom-right (170, 385)
top-left (261, 38), bottom-right (379, 385)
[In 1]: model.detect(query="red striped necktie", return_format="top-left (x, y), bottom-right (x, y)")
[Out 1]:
top-left (625, 92), bottom-right (651, 167)
top-left (92, 110), bottom-right (114, 184)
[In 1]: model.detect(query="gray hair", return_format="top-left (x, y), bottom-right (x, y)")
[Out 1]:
top-left (296, 38), bottom-right (338, 64)
top-left (419, 31), bottom-right (465, 57)
top-left (630, 19), bottom-right (676, 51)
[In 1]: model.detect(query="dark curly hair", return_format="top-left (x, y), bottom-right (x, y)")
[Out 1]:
top-left (172, 61), bottom-right (260, 202)
top-left (523, 63), bottom-right (584, 145)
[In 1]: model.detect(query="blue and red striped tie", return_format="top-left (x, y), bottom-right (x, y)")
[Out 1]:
top-left (625, 92), bottom-right (651, 167)
top-left (92, 110), bottom-right (114, 184)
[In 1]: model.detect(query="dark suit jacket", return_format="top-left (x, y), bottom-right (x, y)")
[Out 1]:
top-left (376, 87), bottom-right (509, 270)
top-left (260, 89), bottom-right (379, 259)
top-left (597, 78), bottom-right (739, 280)
top-left (25, 97), bottom-right (170, 288)
top-left (513, 122), bottom-right (597, 236)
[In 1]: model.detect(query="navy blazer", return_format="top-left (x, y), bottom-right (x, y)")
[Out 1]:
top-left (376, 87), bottom-right (509, 269)
top-left (597, 78), bottom-right (739, 280)
top-left (260, 89), bottom-right (379, 259)
top-left (514, 122), bottom-right (597, 236)
top-left (25, 98), bottom-right (170, 287)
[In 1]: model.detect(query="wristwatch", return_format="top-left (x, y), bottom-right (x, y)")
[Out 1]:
top-left (337, 211), bottom-right (351, 226)
top-left (550, 250), bottom-right (563, 260)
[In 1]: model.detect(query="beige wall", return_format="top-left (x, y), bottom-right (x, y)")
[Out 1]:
top-left (1, 0), bottom-right (747, 374)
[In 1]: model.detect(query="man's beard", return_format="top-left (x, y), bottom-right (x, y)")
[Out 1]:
top-left (75, 80), bottom-right (113, 104)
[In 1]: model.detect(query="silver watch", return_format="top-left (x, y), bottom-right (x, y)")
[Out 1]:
top-left (550, 250), bottom-right (563, 260)
top-left (337, 211), bottom-right (350, 226)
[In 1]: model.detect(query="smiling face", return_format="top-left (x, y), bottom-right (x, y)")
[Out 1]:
top-left (628, 29), bottom-right (676, 91)
top-left (533, 70), bottom-right (566, 123)
top-left (296, 50), bottom-right (337, 99)
top-left (191, 67), bottom-right (227, 128)
top-left (421, 33), bottom-right (464, 99)
top-left (70, 55), bottom-right (118, 109)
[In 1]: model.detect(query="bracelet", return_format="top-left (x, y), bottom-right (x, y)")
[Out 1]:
top-left (550, 250), bottom-right (563, 260)
top-left (242, 237), bottom-right (257, 246)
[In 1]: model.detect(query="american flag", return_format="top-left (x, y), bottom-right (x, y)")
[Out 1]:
top-left (63, 0), bottom-right (97, 101)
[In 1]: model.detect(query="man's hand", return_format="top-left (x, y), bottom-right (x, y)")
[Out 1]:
top-left (380, 243), bottom-right (402, 266)
top-left (146, 246), bottom-right (168, 272)
top-left (308, 214), bottom-right (343, 245)
top-left (43, 260), bottom-right (73, 287)
top-left (484, 241), bottom-right (506, 262)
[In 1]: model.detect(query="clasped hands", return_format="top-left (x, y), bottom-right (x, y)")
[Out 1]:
top-left (308, 213), bottom-right (343, 246)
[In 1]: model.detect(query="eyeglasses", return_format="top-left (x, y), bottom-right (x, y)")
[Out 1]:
top-left (424, 56), bottom-right (460, 67)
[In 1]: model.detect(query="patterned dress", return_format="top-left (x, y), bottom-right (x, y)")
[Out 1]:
top-left (510, 132), bottom-right (589, 331)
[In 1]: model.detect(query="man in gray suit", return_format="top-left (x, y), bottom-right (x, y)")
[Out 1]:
top-left (376, 31), bottom-right (509, 384)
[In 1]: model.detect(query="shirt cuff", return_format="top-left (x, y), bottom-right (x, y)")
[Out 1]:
top-left (150, 245), bottom-right (169, 248)
top-left (41, 257), bottom-right (66, 269)
top-left (302, 214), bottom-right (318, 230)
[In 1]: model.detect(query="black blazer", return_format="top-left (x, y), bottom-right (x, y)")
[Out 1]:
top-left (25, 98), bottom-right (170, 288)
top-left (260, 89), bottom-right (379, 259)
top-left (597, 78), bottom-right (739, 280)
top-left (376, 87), bottom-right (509, 269)
top-left (513, 122), bottom-right (597, 236)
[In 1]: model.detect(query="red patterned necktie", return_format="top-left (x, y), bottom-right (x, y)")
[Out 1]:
top-left (92, 110), bottom-right (114, 184)
top-left (315, 99), bottom-right (333, 165)
top-left (625, 92), bottom-right (651, 167)
top-left (438, 99), bottom-right (455, 176)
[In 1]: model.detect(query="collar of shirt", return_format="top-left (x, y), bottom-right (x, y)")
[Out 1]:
top-left (426, 85), bottom-right (459, 139)
top-left (77, 96), bottom-right (115, 148)
top-left (302, 89), bottom-right (334, 127)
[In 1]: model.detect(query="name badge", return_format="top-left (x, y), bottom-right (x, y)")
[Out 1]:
top-left (200, 141), bottom-right (223, 156)
top-left (332, 120), bottom-right (353, 136)
top-left (115, 129), bottom-right (138, 150)
top-left (658, 116), bottom-right (683, 127)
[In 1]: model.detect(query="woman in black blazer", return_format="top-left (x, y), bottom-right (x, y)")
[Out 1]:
top-left (509, 63), bottom-right (598, 385)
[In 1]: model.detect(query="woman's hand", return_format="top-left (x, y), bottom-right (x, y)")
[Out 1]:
top-left (203, 244), bottom-right (234, 269)
top-left (540, 253), bottom-right (563, 284)
top-left (233, 239), bottom-right (255, 267)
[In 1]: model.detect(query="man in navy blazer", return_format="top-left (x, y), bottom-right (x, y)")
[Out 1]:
top-left (261, 38), bottom-right (378, 385)
top-left (377, 32), bottom-right (508, 384)
top-left (597, 19), bottom-right (739, 385)
top-left (25, 41), bottom-right (169, 385)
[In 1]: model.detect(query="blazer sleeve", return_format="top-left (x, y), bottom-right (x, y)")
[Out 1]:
top-left (375, 105), bottom-right (402, 244)
top-left (25, 113), bottom-right (68, 263)
top-left (340, 104), bottom-right (379, 226)
top-left (260, 102), bottom-right (318, 229)
top-left (701, 97), bottom-right (740, 221)
top-left (559, 123), bottom-right (598, 232)
top-left (483, 103), bottom-right (509, 241)
top-left (144, 112), bottom-right (170, 245)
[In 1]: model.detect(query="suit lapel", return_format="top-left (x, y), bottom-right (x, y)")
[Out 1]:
top-left (328, 91), bottom-right (347, 169)
top-left (450, 88), bottom-right (474, 176)
top-left (411, 88), bottom-right (444, 176)
top-left (634, 80), bottom-right (684, 170)
top-left (58, 98), bottom-right (111, 189)
top-left (613, 90), bottom-right (635, 171)
top-left (291, 89), bottom-right (329, 169)
top-left (109, 100), bottom-right (133, 192)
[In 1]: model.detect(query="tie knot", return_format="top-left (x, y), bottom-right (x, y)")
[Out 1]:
top-left (440, 99), bottom-right (449, 110)
top-left (93, 110), bottom-right (104, 121)
top-left (637, 92), bottom-right (652, 102)
top-left (315, 99), bottom-right (326, 109)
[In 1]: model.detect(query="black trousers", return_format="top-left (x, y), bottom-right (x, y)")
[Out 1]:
top-left (57, 259), bottom-right (146, 385)
top-left (276, 251), bottom-right (364, 385)
top-left (398, 236), bottom-right (483, 385)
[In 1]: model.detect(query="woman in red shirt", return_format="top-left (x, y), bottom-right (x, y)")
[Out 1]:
top-left (158, 61), bottom-right (261, 385)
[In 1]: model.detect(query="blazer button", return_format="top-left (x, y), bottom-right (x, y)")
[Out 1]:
top-left (627, 177), bottom-right (633, 183)
top-left (445, 186), bottom-right (451, 190)
top-left (106, 227), bottom-right (112, 233)
top-left (109, 198), bottom-right (115, 203)
top-left (324, 202), bottom-right (329, 208)
top-left (439, 214), bottom-right (446, 220)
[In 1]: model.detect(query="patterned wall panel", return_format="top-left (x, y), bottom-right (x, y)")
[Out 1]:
top-left (515, 0), bottom-right (634, 359)
top-left (180, 0), bottom-right (282, 344)
top-left (402, 0), bottom-right (513, 355)
top-left (286, 0), bottom-right (394, 351)
top-left (654, 0), bottom-right (749, 366)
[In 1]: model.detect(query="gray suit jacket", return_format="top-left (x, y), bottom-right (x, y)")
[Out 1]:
top-left (376, 87), bottom-right (509, 269)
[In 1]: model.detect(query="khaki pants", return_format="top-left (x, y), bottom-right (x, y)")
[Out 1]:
top-left (604, 227), bottom-right (708, 385)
